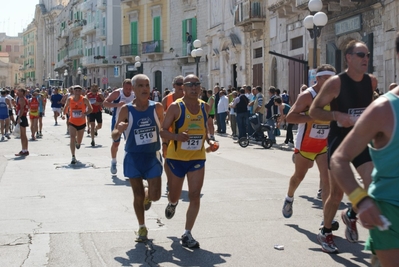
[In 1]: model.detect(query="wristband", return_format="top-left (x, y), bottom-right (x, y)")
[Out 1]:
top-left (348, 187), bottom-right (369, 208)
top-left (162, 142), bottom-right (168, 146)
top-left (332, 111), bottom-right (336, 121)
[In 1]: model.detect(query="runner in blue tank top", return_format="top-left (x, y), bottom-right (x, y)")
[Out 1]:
top-left (111, 74), bottom-right (164, 243)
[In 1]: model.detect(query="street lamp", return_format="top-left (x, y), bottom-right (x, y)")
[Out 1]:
top-left (64, 69), bottom-right (68, 88)
top-left (303, 0), bottom-right (328, 69)
top-left (55, 72), bottom-right (59, 79)
top-left (76, 67), bottom-right (82, 85)
top-left (190, 39), bottom-right (203, 76)
top-left (134, 56), bottom-right (142, 74)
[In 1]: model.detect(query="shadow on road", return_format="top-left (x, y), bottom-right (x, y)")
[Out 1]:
top-left (286, 224), bottom-right (370, 266)
top-left (299, 195), bottom-right (349, 211)
top-left (114, 237), bottom-right (231, 266)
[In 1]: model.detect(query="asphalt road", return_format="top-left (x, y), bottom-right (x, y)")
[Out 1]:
top-left (0, 103), bottom-right (371, 267)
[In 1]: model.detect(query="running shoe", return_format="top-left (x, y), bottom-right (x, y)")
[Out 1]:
top-left (15, 151), bottom-right (29, 156)
top-left (341, 208), bottom-right (358, 243)
top-left (135, 226), bottom-right (148, 242)
top-left (55, 121), bottom-right (58, 126)
top-left (94, 130), bottom-right (98, 136)
top-left (5, 134), bottom-right (10, 139)
top-left (317, 231), bottom-right (338, 253)
top-left (71, 156), bottom-right (77, 164)
top-left (1, 136), bottom-right (4, 142)
top-left (36, 132), bottom-right (40, 139)
top-left (165, 202), bottom-right (178, 219)
top-left (317, 189), bottom-right (322, 199)
top-left (319, 220), bottom-right (340, 231)
top-left (91, 140), bottom-right (95, 147)
top-left (110, 162), bottom-right (117, 175)
top-left (75, 143), bottom-right (81, 149)
top-left (181, 232), bottom-right (200, 248)
top-left (39, 132), bottom-right (43, 137)
top-left (282, 199), bottom-right (293, 218)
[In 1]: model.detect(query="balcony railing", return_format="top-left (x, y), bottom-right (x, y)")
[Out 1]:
top-left (69, 48), bottom-right (84, 58)
top-left (142, 40), bottom-right (163, 54)
top-left (82, 56), bottom-right (96, 66)
top-left (81, 21), bottom-right (96, 35)
top-left (120, 44), bottom-right (140, 57)
top-left (97, 0), bottom-right (106, 10)
top-left (61, 29), bottom-right (68, 38)
top-left (96, 27), bottom-right (106, 40)
top-left (70, 20), bottom-right (84, 32)
top-left (234, 1), bottom-right (266, 27)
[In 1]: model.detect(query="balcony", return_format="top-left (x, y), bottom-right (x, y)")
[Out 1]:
top-left (80, 0), bottom-right (94, 10)
top-left (268, 0), bottom-right (303, 18)
top-left (120, 0), bottom-right (140, 7)
top-left (82, 56), bottom-right (96, 66)
top-left (234, 1), bottom-right (266, 31)
top-left (61, 29), bottom-right (68, 38)
top-left (120, 44), bottom-right (140, 58)
top-left (97, 0), bottom-right (107, 10)
top-left (69, 48), bottom-right (84, 58)
top-left (20, 55), bottom-right (25, 58)
top-left (81, 21), bottom-right (96, 35)
top-left (70, 20), bottom-right (84, 32)
top-left (96, 26), bottom-right (106, 40)
top-left (142, 40), bottom-right (163, 55)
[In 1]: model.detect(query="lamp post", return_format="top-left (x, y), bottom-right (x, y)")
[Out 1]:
top-left (76, 67), bottom-right (82, 85)
top-left (134, 56), bottom-right (142, 74)
top-left (190, 39), bottom-right (203, 77)
top-left (303, 0), bottom-right (328, 69)
top-left (64, 69), bottom-right (68, 88)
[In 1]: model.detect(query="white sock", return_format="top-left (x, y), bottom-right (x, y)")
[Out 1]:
top-left (183, 230), bottom-right (191, 236)
top-left (286, 195), bottom-right (294, 202)
top-left (139, 224), bottom-right (145, 228)
top-left (111, 158), bottom-right (117, 164)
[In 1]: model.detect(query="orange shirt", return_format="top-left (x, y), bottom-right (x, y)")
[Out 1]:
top-left (68, 96), bottom-right (86, 126)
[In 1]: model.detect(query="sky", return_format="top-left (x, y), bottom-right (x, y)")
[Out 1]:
top-left (0, 0), bottom-right (39, 37)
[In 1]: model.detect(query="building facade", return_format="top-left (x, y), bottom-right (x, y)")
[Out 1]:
top-left (0, 33), bottom-right (23, 87)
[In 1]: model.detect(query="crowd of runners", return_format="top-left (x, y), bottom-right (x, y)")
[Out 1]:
top-left (1, 35), bottom-right (398, 266)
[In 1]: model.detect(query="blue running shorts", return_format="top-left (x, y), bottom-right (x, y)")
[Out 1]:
top-left (123, 151), bottom-right (163, 179)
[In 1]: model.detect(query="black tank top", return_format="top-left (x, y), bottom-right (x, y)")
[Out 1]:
top-left (330, 72), bottom-right (373, 137)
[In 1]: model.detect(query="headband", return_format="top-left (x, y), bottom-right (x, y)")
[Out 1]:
top-left (316, 71), bottom-right (335, 77)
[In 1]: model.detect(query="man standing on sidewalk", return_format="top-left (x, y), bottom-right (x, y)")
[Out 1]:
top-left (15, 88), bottom-right (29, 156)
top-left (112, 74), bottom-right (164, 242)
top-left (309, 40), bottom-right (377, 253)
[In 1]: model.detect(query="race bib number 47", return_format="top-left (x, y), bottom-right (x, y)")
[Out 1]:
top-left (134, 126), bottom-right (157, 145)
top-left (181, 135), bottom-right (203, 150)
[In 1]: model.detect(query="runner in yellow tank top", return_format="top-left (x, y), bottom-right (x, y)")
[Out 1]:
top-left (160, 74), bottom-right (218, 249)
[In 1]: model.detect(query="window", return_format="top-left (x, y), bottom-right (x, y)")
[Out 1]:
top-left (14, 45), bottom-right (19, 52)
top-left (6, 45), bottom-right (11, 52)
top-left (291, 36), bottom-right (303, 50)
top-left (254, 48), bottom-right (262, 58)
top-left (182, 18), bottom-right (197, 56)
top-left (130, 21), bottom-right (138, 55)
top-left (153, 16), bottom-right (161, 41)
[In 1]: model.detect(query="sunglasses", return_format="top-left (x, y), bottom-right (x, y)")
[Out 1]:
top-left (351, 52), bottom-right (370, 59)
top-left (174, 82), bottom-right (184, 86)
top-left (184, 82), bottom-right (201, 87)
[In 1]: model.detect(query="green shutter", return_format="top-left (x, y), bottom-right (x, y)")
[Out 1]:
top-left (192, 17), bottom-right (197, 40)
top-left (130, 21), bottom-right (138, 55)
top-left (182, 20), bottom-right (187, 56)
top-left (153, 16), bottom-right (160, 41)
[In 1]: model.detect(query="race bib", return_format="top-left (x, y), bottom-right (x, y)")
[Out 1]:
top-left (309, 124), bottom-right (330, 139)
top-left (348, 108), bottom-right (365, 123)
top-left (181, 135), bottom-right (203, 150)
top-left (134, 126), bottom-right (157, 145)
top-left (89, 98), bottom-right (96, 104)
top-left (72, 110), bottom-right (82, 118)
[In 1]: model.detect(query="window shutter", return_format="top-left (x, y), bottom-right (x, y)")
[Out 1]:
top-left (182, 20), bottom-right (187, 56)
top-left (153, 16), bottom-right (161, 41)
top-left (192, 17), bottom-right (197, 40)
top-left (130, 21), bottom-right (138, 55)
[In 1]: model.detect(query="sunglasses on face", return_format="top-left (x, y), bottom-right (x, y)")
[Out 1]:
top-left (351, 51), bottom-right (370, 59)
top-left (184, 82), bottom-right (201, 87)
top-left (174, 82), bottom-right (184, 86)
